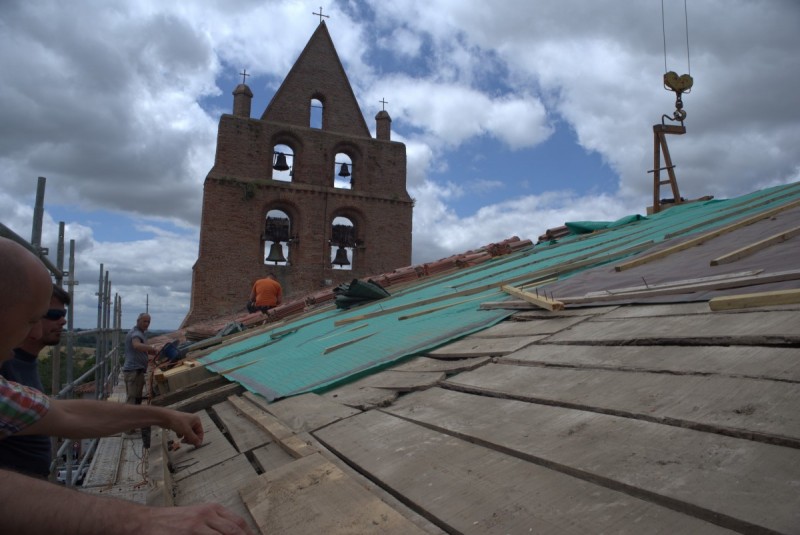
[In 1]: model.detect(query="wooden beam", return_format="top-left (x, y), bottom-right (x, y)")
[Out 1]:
top-left (151, 375), bottom-right (231, 407)
top-left (708, 289), bottom-right (800, 311)
top-left (501, 285), bottom-right (564, 311)
top-left (167, 383), bottom-right (244, 413)
top-left (710, 225), bottom-right (800, 266)
top-left (227, 395), bottom-right (317, 459)
top-left (615, 197), bottom-right (800, 271)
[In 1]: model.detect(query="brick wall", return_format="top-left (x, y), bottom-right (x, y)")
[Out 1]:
top-left (183, 22), bottom-right (413, 326)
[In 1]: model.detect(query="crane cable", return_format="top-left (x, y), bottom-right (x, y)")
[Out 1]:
top-left (661, 0), bottom-right (692, 76)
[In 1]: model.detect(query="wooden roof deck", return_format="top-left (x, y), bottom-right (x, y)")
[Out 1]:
top-left (114, 300), bottom-right (799, 534)
top-left (80, 185), bottom-right (800, 534)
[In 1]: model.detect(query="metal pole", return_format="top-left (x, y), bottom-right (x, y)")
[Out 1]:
top-left (103, 272), bottom-right (114, 399)
top-left (101, 272), bottom-right (110, 398)
top-left (65, 240), bottom-right (76, 390)
top-left (115, 293), bottom-right (122, 383)
top-left (94, 264), bottom-right (104, 400)
top-left (31, 177), bottom-right (46, 253)
top-left (51, 222), bottom-right (65, 396)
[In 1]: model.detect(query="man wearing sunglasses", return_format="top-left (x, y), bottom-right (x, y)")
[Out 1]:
top-left (0, 237), bottom-right (253, 535)
top-left (0, 284), bottom-right (70, 478)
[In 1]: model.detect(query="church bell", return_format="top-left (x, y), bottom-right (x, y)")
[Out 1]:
top-left (331, 245), bottom-right (350, 266)
top-left (273, 153), bottom-right (290, 171)
top-left (265, 242), bottom-right (287, 264)
top-left (338, 163), bottom-right (351, 177)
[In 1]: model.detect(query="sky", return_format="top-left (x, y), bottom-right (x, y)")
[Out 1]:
top-left (1, 0), bottom-right (799, 330)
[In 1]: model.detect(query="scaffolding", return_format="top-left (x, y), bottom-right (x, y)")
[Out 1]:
top-left (0, 176), bottom-right (125, 486)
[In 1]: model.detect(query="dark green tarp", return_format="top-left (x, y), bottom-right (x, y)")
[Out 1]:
top-left (333, 279), bottom-right (391, 309)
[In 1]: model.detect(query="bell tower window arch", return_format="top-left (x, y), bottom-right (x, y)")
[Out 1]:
top-left (271, 143), bottom-right (294, 182)
top-left (310, 97), bottom-right (323, 129)
top-left (332, 143), bottom-right (361, 190)
top-left (330, 216), bottom-right (354, 270)
top-left (329, 208), bottom-right (365, 271)
top-left (333, 152), bottom-right (352, 189)
top-left (263, 207), bottom-right (297, 267)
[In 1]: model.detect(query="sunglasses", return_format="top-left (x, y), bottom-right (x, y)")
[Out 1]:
top-left (43, 309), bottom-right (67, 321)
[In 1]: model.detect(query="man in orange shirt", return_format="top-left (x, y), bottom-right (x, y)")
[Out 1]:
top-left (248, 273), bottom-right (282, 313)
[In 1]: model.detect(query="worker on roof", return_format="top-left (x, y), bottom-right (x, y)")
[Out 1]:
top-left (0, 237), bottom-right (253, 535)
top-left (122, 311), bottom-right (159, 443)
top-left (248, 272), bottom-right (283, 314)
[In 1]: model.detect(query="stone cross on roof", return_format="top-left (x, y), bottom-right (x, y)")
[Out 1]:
top-left (239, 69), bottom-right (250, 85)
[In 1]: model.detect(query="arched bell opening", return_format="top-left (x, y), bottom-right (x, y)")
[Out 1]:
top-left (330, 216), bottom-right (355, 270)
top-left (271, 143), bottom-right (294, 182)
top-left (333, 152), bottom-right (352, 190)
top-left (263, 209), bottom-right (292, 266)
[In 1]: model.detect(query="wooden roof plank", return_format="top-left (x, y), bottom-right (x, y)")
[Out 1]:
top-left (709, 288), bottom-right (800, 311)
top-left (615, 197), bottom-right (800, 272)
top-left (250, 442), bottom-right (295, 474)
top-left (315, 410), bottom-right (735, 534)
top-left (427, 335), bottom-right (545, 358)
top-left (710, 225), bottom-right (800, 266)
top-left (560, 269), bottom-right (800, 304)
top-left (169, 411), bottom-right (240, 482)
top-left (173, 454), bottom-right (260, 534)
top-left (444, 363), bottom-right (800, 447)
top-left (391, 356), bottom-right (492, 374)
top-left (227, 395), bottom-right (317, 459)
top-left (544, 309), bottom-right (800, 345)
top-left (502, 344), bottom-right (800, 383)
top-left (322, 384), bottom-right (399, 410)
top-left (385, 387), bottom-right (800, 535)
top-left (211, 400), bottom-right (272, 453)
top-left (263, 392), bottom-right (361, 434)
top-left (471, 316), bottom-right (588, 337)
top-left (239, 452), bottom-right (429, 535)
top-left (361, 370), bottom-right (445, 391)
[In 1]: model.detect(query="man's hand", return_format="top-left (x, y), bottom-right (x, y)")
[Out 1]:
top-left (143, 503), bottom-right (255, 535)
top-left (166, 410), bottom-right (204, 446)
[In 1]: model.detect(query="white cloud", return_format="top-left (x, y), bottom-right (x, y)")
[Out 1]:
top-left (376, 77), bottom-right (551, 150)
top-left (410, 180), bottom-right (640, 264)
top-left (379, 27), bottom-right (423, 58)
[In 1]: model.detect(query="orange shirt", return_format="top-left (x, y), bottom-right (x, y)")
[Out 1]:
top-left (252, 277), bottom-right (282, 307)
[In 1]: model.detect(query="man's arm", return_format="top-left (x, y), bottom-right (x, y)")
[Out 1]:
top-left (131, 336), bottom-right (158, 356)
top-left (19, 399), bottom-right (204, 445)
top-left (0, 469), bottom-right (253, 535)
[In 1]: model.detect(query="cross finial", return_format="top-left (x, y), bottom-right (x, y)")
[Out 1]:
top-left (379, 98), bottom-right (388, 111)
top-left (239, 69), bottom-right (250, 85)
top-left (313, 6), bottom-right (329, 24)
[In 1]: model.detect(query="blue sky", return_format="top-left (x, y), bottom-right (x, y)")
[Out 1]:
top-left (1, 0), bottom-right (799, 330)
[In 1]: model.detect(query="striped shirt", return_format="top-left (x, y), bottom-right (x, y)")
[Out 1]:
top-left (0, 376), bottom-right (50, 439)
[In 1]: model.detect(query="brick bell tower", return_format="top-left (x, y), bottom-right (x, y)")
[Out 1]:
top-left (183, 21), bottom-right (413, 326)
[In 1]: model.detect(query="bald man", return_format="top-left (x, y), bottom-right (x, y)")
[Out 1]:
top-left (0, 237), bottom-right (252, 535)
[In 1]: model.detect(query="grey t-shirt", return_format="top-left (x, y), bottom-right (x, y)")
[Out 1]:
top-left (123, 327), bottom-right (148, 371)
